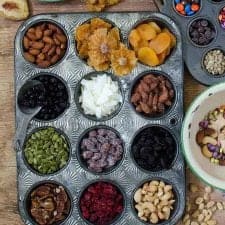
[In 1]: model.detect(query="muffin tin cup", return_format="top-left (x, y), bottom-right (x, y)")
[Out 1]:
top-left (75, 71), bottom-right (124, 122)
top-left (161, 0), bottom-right (225, 85)
top-left (20, 19), bottom-right (69, 69)
top-left (76, 124), bottom-right (125, 175)
top-left (22, 126), bottom-right (72, 177)
top-left (15, 12), bottom-right (185, 225)
top-left (130, 124), bottom-right (179, 174)
top-left (23, 180), bottom-right (73, 225)
top-left (131, 177), bottom-right (180, 225)
top-left (128, 70), bottom-right (177, 120)
top-left (77, 179), bottom-right (126, 225)
top-left (16, 72), bottom-right (70, 123)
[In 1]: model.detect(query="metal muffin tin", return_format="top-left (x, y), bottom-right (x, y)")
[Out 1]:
top-left (14, 12), bottom-right (185, 225)
top-left (159, 0), bottom-right (225, 85)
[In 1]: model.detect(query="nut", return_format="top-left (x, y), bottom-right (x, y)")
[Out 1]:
top-left (202, 136), bottom-right (217, 145)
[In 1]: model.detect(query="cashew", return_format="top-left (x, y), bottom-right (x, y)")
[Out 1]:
top-left (134, 188), bottom-right (142, 203)
top-left (202, 136), bottom-right (217, 145)
top-left (150, 212), bottom-right (159, 224)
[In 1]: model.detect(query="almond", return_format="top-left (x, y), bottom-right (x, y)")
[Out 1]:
top-left (55, 34), bottom-right (67, 43)
top-left (31, 41), bottom-right (44, 50)
top-left (23, 36), bottom-right (30, 50)
top-left (24, 52), bottom-right (35, 63)
top-left (29, 49), bottom-right (40, 56)
top-left (196, 130), bottom-right (205, 145)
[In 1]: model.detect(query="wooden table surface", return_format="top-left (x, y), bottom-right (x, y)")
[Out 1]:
top-left (0, 1), bottom-right (224, 225)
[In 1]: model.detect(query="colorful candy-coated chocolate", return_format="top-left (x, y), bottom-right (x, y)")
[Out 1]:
top-left (174, 0), bottom-right (200, 16)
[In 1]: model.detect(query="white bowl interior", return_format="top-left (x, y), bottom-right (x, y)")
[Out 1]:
top-left (182, 83), bottom-right (225, 190)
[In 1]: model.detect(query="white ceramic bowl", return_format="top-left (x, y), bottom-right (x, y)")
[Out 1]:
top-left (182, 82), bottom-right (225, 190)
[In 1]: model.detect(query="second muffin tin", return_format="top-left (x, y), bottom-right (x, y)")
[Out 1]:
top-left (160, 0), bottom-right (225, 85)
top-left (14, 12), bottom-right (185, 225)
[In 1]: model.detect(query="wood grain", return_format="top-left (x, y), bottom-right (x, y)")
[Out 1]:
top-left (0, 0), bottom-right (223, 224)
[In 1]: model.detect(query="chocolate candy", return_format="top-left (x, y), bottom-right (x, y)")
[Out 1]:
top-left (189, 19), bottom-right (216, 46)
top-left (219, 7), bottom-right (225, 29)
top-left (174, 0), bottom-right (200, 16)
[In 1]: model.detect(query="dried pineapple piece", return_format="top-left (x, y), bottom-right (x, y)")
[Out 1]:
top-left (86, 0), bottom-right (120, 12)
top-left (88, 28), bottom-right (120, 71)
top-left (90, 17), bottom-right (112, 32)
top-left (111, 44), bottom-right (137, 76)
top-left (77, 40), bottom-right (89, 59)
top-left (75, 23), bottom-right (91, 42)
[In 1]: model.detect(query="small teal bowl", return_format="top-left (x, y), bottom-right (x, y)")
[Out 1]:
top-left (182, 82), bottom-right (225, 190)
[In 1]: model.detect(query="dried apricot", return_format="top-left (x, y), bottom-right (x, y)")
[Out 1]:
top-left (137, 24), bottom-right (157, 41)
top-left (162, 28), bottom-right (176, 48)
top-left (149, 22), bottom-right (161, 34)
top-left (138, 47), bottom-right (159, 67)
top-left (149, 33), bottom-right (171, 54)
top-left (129, 29), bottom-right (141, 49)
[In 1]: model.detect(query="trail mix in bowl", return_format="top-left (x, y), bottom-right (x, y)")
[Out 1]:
top-left (196, 105), bottom-right (225, 165)
top-left (28, 183), bottom-right (71, 225)
top-left (80, 127), bottom-right (123, 173)
top-left (129, 21), bottom-right (176, 66)
top-left (85, 0), bottom-right (120, 12)
top-left (80, 181), bottom-right (124, 225)
top-left (75, 17), bottom-right (136, 76)
top-left (24, 127), bottom-right (69, 174)
top-left (134, 180), bottom-right (176, 224)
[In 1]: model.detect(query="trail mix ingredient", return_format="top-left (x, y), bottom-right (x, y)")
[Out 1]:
top-left (75, 18), bottom-right (136, 75)
top-left (79, 74), bottom-right (122, 119)
top-left (219, 6), bottom-right (225, 29)
top-left (80, 181), bottom-right (124, 225)
top-left (24, 127), bottom-right (69, 174)
top-left (18, 75), bottom-right (69, 121)
top-left (174, 0), bottom-right (200, 16)
top-left (182, 182), bottom-right (225, 225)
top-left (85, 0), bottom-right (120, 12)
top-left (0, 0), bottom-right (29, 20)
top-left (203, 49), bottom-right (225, 75)
top-left (28, 183), bottom-right (70, 225)
top-left (129, 21), bottom-right (176, 66)
top-left (80, 128), bottom-right (123, 173)
top-left (131, 73), bottom-right (174, 116)
top-left (196, 106), bottom-right (225, 165)
top-left (132, 126), bottom-right (176, 171)
top-left (134, 180), bottom-right (176, 224)
top-left (23, 22), bottom-right (67, 68)
top-left (189, 19), bottom-right (216, 46)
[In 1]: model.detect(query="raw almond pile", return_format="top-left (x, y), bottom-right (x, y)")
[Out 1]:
top-left (23, 22), bottom-right (67, 68)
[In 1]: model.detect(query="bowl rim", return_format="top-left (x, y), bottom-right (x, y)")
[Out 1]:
top-left (181, 81), bottom-right (225, 191)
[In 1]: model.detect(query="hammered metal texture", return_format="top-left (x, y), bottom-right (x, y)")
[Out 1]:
top-left (14, 12), bottom-right (185, 225)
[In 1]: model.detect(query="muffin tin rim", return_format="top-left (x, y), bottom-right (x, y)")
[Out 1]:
top-left (187, 16), bottom-right (218, 48)
top-left (130, 124), bottom-right (179, 174)
top-left (128, 70), bottom-right (177, 120)
top-left (23, 179), bottom-right (73, 225)
top-left (22, 125), bottom-right (72, 177)
top-left (20, 18), bottom-right (69, 69)
top-left (77, 179), bottom-right (127, 225)
top-left (74, 71), bottom-right (125, 122)
top-left (16, 72), bottom-right (70, 123)
top-left (130, 176), bottom-right (181, 225)
top-left (76, 124), bottom-right (125, 175)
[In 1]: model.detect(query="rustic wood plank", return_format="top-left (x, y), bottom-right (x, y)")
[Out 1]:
top-left (0, 0), bottom-right (224, 224)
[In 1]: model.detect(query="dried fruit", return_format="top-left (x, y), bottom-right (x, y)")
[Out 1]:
top-left (129, 29), bottom-right (141, 49)
top-left (136, 24), bottom-right (157, 41)
top-left (85, 0), bottom-right (120, 12)
top-left (149, 33), bottom-right (171, 54)
top-left (111, 44), bottom-right (137, 76)
top-left (138, 47), bottom-right (159, 67)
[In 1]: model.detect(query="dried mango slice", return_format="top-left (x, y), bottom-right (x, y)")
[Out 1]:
top-left (157, 51), bottom-right (167, 65)
top-left (149, 22), bottom-right (161, 34)
top-left (129, 29), bottom-right (141, 49)
top-left (149, 33), bottom-right (171, 54)
top-left (138, 40), bottom-right (149, 49)
top-left (138, 47), bottom-right (159, 67)
top-left (136, 24), bottom-right (157, 41)
top-left (162, 28), bottom-right (176, 48)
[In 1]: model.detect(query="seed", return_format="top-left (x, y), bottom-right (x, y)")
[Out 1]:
top-left (195, 197), bottom-right (204, 205)
top-left (216, 202), bottom-right (223, 210)
top-left (206, 201), bottom-right (215, 209)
